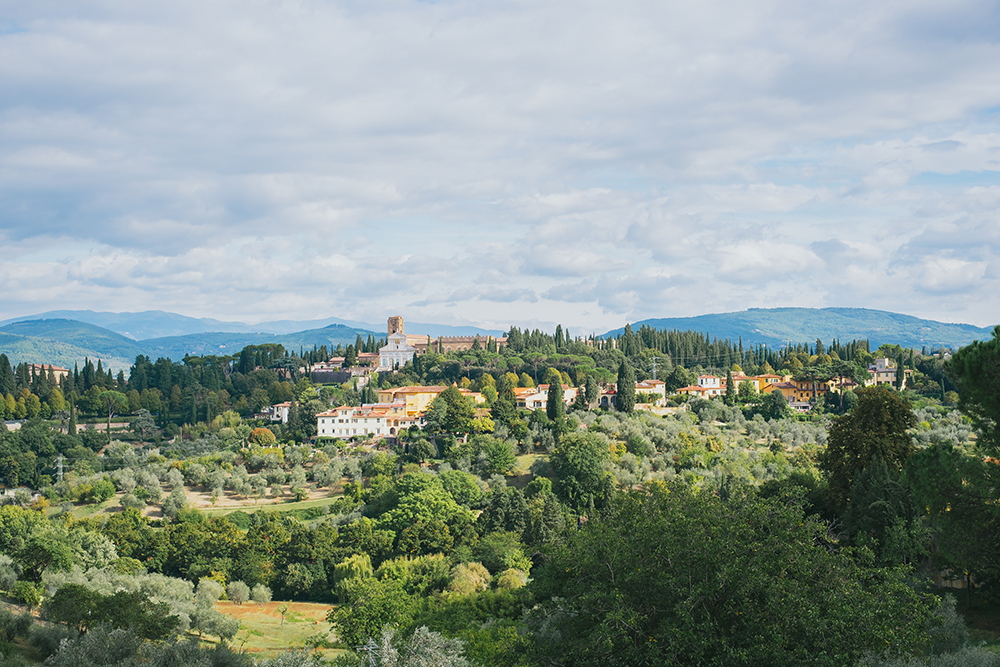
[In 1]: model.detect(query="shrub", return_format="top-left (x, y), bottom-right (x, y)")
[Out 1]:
top-left (226, 581), bottom-right (250, 605)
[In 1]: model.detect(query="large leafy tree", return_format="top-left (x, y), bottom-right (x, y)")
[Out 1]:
top-left (759, 388), bottom-right (789, 421)
top-left (425, 387), bottom-right (474, 434)
top-left (906, 443), bottom-right (1000, 606)
top-left (531, 483), bottom-right (933, 667)
top-left (821, 385), bottom-right (916, 509)
top-left (947, 325), bottom-right (1000, 454)
top-left (98, 390), bottom-right (129, 434)
top-left (550, 432), bottom-right (613, 512)
top-left (328, 577), bottom-right (415, 646)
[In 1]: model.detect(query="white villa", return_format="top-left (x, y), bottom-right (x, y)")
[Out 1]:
top-left (316, 406), bottom-right (390, 439)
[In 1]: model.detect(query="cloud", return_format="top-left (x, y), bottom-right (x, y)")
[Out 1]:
top-left (2, 0), bottom-right (1000, 329)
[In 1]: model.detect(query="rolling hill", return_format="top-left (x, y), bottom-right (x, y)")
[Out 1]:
top-left (0, 320), bottom-right (147, 371)
top-left (601, 308), bottom-right (996, 349)
top-left (140, 324), bottom-right (383, 359)
top-left (0, 320), bottom-right (382, 371)
top-left (0, 310), bottom-right (506, 340)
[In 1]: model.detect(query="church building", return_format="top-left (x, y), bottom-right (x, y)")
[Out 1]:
top-left (378, 316), bottom-right (417, 370)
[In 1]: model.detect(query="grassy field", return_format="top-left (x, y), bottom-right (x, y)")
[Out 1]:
top-left (57, 483), bottom-right (349, 522)
top-left (196, 491), bottom-right (346, 517)
top-left (508, 453), bottom-right (548, 489)
top-left (212, 600), bottom-right (345, 658)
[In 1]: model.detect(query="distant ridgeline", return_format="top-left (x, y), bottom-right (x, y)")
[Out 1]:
top-left (0, 318), bottom-right (384, 373)
top-left (504, 323), bottom-right (879, 379)
top-left (0, 313), bottom-right (959, 427)
top-left (600, 307), bottom-right (994, 350)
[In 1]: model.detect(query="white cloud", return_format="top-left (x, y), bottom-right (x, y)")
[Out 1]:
top-left (2, 0), bottom-right (1000, 329)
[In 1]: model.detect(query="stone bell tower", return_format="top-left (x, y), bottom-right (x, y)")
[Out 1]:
top-left (387, 316), bottom-right (404, 336)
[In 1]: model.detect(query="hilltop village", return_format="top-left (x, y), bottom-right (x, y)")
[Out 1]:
top-left (288, 317), bottom-right (915, 443)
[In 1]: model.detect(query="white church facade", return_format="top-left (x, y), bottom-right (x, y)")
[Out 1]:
top-left (378, 316), bottom-right (417, 370)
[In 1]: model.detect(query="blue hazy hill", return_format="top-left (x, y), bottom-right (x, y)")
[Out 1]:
top-left (602, 308), bottom-right (995, 349)
top-left (0, 310), bottom-right (504, 340)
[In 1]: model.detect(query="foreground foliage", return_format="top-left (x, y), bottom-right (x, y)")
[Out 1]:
top-left (530, 482), bottom-right (935, 667)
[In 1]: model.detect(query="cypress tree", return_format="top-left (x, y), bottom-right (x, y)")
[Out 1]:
top-left (547, 377), bottom-right (565, 421)
top-left (616, 361), bottom-right (636, 414)
top-left (585, 375), bottom-right (598, 407)
top-left (0, 354), bottom-right (14, 396)
top-left (725, 370), bottom-right (736, 406)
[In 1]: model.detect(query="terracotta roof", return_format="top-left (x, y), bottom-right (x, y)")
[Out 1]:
top-left (381, 385), bottom-right (449, 395)
top-left (28, 364), bottom-right (69, 373)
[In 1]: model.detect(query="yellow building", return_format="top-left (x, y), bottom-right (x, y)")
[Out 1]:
top-left (376, 386), bottom-right (450, 417)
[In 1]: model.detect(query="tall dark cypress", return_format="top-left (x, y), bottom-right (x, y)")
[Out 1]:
top-left (616, 360), bottom-right (635, 414)
top-left (0, 354), bottom-right (14, 396)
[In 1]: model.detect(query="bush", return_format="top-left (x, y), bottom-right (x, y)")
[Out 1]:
top-left (0, 608), bottom-right (32, 642)
top-left (494, 568), bottom-right (528, 590)
top-left (251, 584), bottom-right (272, 605)
top-left (226, 581), bottom-right (250, 605)
top-left (28, 623), bottom-right (77, 659)
top-left (119, 493), bottom-right (145, 510)
top-left (79, 478), bottom-right (116, 504)
top-left (11, 581), bottom-right (40, 609)
top-left (447, 563), bottom-right (491, 596)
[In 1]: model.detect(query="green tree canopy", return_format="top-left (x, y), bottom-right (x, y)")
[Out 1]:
top-left (821, 385), bottom-right (916, 509)
top-left (947, 325), bottom-right (1000, 453)
top-left (425, 387), bottom-right (474, 434)
top-left (531, 483), bottom-right (933, 667)
top-left (550, 432), bottom-right (613, 512)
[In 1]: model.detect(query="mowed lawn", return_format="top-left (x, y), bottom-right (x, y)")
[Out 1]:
top-left (213, 600), bottom-right (343, 657)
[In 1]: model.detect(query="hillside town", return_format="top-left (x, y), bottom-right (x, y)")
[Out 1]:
top-left (260, 317), bottom-right (915, 443)
top-left (0, 312), bottom-right (992, 667)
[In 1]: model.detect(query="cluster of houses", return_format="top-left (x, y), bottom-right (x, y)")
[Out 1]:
top-left (315, 385), bottom-right (484, 440)
top-left (310, 381), bottom-right (669, 442)
top-left (305, 357), bottom-right (911, 441)
top-left (667, 357), bottom-right (910, 413)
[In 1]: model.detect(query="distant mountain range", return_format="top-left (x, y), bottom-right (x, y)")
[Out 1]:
top-left (0, 311), bottom-right (506, 372)
top-left (0, 319), bottom-right (379, 372)
top-left (601, 307), bottom-right (996, 349)
top-left (0, 310), bottom-right (506, 340)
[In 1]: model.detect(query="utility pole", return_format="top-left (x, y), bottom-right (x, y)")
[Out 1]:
top-left (358, 638), bottom-right (380, 667)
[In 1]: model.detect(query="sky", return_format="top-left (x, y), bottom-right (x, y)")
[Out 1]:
top-left (2, 0), bottom-right (1000, 334)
